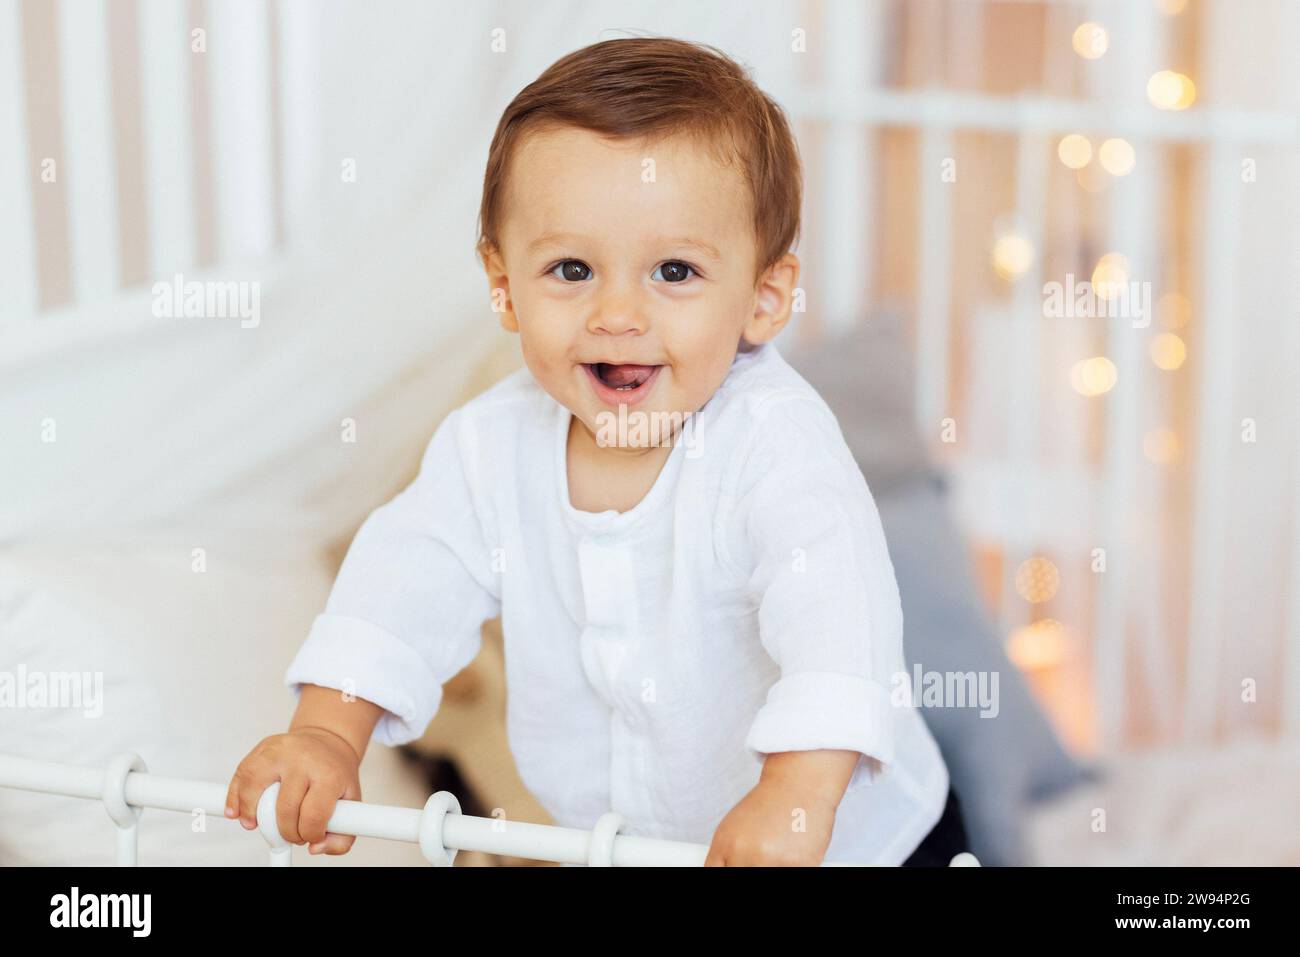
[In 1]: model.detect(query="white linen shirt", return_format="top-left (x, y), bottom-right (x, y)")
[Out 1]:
top-left (285, 341), bottom-right (949, 865)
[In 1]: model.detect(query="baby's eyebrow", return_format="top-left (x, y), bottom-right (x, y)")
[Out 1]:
top-left (526, 231), bottom-right (722, 262)
top-left (526, 231), bottom-right (580, 255)
top-left (664, 237), bottom-right (723, 262)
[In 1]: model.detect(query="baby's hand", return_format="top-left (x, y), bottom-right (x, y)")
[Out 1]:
top-left (225, 727), bottom-right (363, 856)
top-left (704, 776), bottom-right (837, 866)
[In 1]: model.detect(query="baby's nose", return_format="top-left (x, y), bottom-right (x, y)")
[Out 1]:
top-left (587, 300), bottom-right (648, 336)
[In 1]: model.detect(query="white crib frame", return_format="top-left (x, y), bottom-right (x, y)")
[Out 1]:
top-left (0, 752), bottom-right (979, 867)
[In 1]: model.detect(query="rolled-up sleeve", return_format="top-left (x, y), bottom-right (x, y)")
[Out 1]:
top-left (285, 408), bottom-right (501, 746)
top-left (732, 397), bottom-right (906, 786)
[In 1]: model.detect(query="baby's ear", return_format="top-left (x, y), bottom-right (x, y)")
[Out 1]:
top-left (479, 243), bottom-right (519, 333)
top-left (742, 252), bottom-right (800, 345)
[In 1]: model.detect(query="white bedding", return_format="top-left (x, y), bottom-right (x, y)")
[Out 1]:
top-left (0, 539), bottom-right (433, 865)
top-left (1025, 733), bottom-right (1300, 866)
top-left (0, 206), bottom-right (508, 865)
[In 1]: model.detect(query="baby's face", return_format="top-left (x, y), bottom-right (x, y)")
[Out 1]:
top-left (484, 125), bottom-right (797, 448)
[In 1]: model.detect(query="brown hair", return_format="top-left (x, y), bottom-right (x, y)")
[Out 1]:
top-left (475, 36), bottom-right (802, 284)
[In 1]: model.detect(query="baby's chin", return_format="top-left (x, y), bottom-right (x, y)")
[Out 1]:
top-left (574, 400), bottom-right (699, 453)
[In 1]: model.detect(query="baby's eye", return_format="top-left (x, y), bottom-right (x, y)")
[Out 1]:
top-left (548, 260), bottom-right (592, 282)
top-left (652, 261), bottom-right (696, 283)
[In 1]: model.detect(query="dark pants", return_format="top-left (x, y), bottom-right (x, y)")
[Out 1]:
top-left (901, 787), bottom-right (970, 867)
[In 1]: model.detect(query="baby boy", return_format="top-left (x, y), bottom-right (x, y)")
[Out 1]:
top-left (226, 36), bottom-right (949, 866)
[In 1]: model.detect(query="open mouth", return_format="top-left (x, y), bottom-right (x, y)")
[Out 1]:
top-left (583, 362), bottom-right (663, 404)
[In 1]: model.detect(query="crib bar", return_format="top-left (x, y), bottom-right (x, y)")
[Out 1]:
top-left (999, 125), bottom-right (1049, 642)
top-left (138, 0), bottom-right (197, 279)
top-left (914, 123), bottom-right (953, 440)
top-left (0, 753), bottom-right (971, 867)
top-left (116, 824), bottom-right (139, 867)
top-left (0, 754), bottom-right (103, 798)
top-left (784, 87), bottom-right (1300, 144)
top-left (275, 0), bottom-right (323, 257)
top-left (56, 0), bottom-right (121, 302)
top-left (0, 0), bottom-right (37, 319)
top-left (818, 0), bottom-right (880, 332)
top-left (208, 0), bottom-right (276, 264)
top-left (1183, 152), bottom-right (1240, 742)
top-left (1093, 0), bottom-right (1162, 752)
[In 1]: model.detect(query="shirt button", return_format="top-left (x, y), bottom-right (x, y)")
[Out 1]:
top-left (620, 704), bottom-right (645, 731)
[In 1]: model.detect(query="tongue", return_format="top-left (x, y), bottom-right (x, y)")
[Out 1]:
top-left (600, 363), bottom-right (654, 388)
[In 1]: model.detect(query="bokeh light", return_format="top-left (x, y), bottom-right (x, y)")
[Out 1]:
top-left (1007, 619), bottom-right (1068, 671)
top-left (1150, 333), bottom-right (1187, 370)
top-left (1057, 133), bottom-right (1093, 169)
top-left (1091, 252), bottom-right (1131, 300)
top-left (1148, 70), bottom-right (1196, 110)
top-left (1015, 557), bottom-right (1061, 603)
top-left (1070, 357), bottom-right (1118, 396)
top-left (1099, 138), bottom-right (1136, 176)
top-left (993, 233), bottom-right (1035, 280)
top-left (1072, 22), bottom-right (1109, 60)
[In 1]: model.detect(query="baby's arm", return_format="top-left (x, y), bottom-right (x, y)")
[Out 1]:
top-left (705, 749), bottom-right (859, 866)
top-left (712, 398), bottom-right (906, 865)
top-left (224, 684), bottom-right (385, 855)
top-left (225, 409), bottom-right (500, 856)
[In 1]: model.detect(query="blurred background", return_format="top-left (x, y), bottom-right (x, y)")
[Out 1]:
top-left (1, 0), bottom-right (1297, 866)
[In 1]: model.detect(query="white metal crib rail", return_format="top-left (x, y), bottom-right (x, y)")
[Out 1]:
top-left (0, 752), bottom-right (979, 867)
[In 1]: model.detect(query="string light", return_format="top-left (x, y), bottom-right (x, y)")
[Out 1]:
top-left (1150, 332), bottom-right (1187, 370)
top-left (1072, 22), bottom-right (1109, 60)
top-left (1007, 619), bottom-right (1068, 671)
top-left (1091, 252), bottom-right (1130, 300)
top-left (1015, 557), bottom-right (1061, 603)
top-left (1148, 70), bottom-right (1196, 110)
top-left (1070, 357), bottom-right (1118, 396)
top-left (1057, 133), bottom-right (1093, 169)
top-left (1098, 138), bottom-right (1136, 176)
top-left (993, 233), bottom-right (1035, 280)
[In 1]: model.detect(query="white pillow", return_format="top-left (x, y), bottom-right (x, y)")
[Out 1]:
top-left (0, 539), bottom-right (435, 866)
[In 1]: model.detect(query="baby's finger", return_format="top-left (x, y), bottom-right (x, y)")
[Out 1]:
top-left (235, 762), bottom-right (280, 831)
top-left (311, 779), bottom-right (362, 855)
top-left (311, 831), bottom-right (356, 856)
top-left (224, 770), bottom-right (243, 823)
top-left (297, 781), bottom-right (341, 847)
top-left (275, 774), bottom-right (311, 845)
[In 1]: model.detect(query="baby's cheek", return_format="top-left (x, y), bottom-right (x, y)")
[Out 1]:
top-left (688, 351), bottom-right (740, 404)
top-left (668, 376), bottom-right (719, 422)
top-left (517, 340), bottom-right (571, 404)
top-left (519, 330), bottom-right (561, 373)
